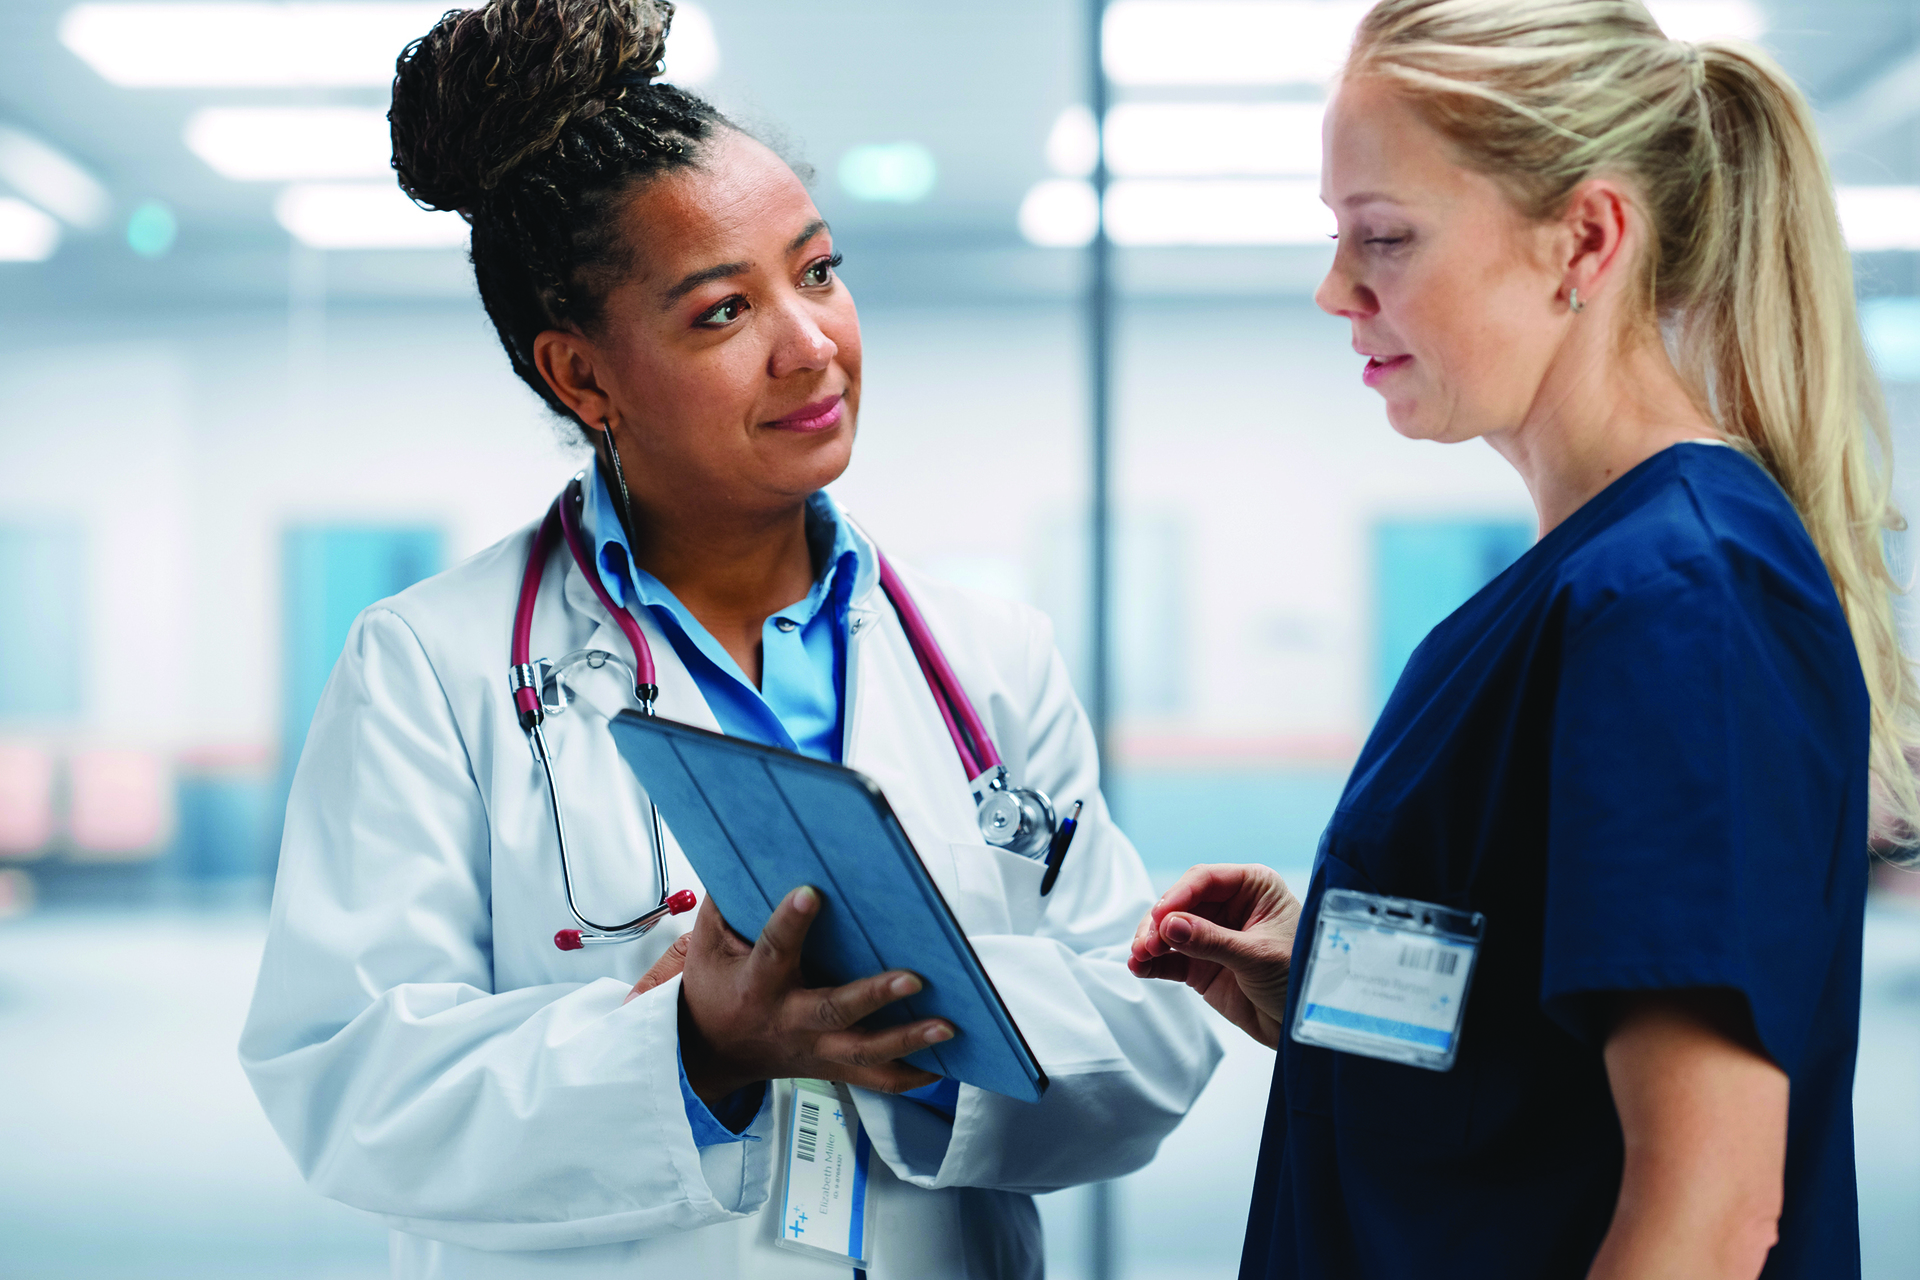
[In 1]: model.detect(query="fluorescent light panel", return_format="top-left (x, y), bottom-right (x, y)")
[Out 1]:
top-left (61, 3), bottom-right (447, 87)
top-left (1107, 178), bottom-right (1329, 246)
top-left (1047, 105), bottom-right (1098, 179)
top-left (1837, 186), bottom-right (1920, 252)
top-left (187, 107), bottom-right (391, 181)
top-left (0, 126), bottom-right (109, 227)
top-left (1045, 102), bottom-right (1324, 184)
top-left (1106, 102), bottom-right (1322, 178)
top-left (1645, 1), bottom-right (1766, 42)
top-left (62, 1), bottom-right (719, 88)
top-left (1103, 1), bottom-right (1765, 88)
top-left (1020, 179), bottom-right (1099, 247)
top-left (1104, 2), bottom-right (1368, 87)
top-left (661, 4), bottom-right (720, 86)
top-left (275, 183), bottom-right (466, 249)
top-left (1019, 178), bottom-right (1331, 247)
top-left (0, 197), bottom-right (63, 261)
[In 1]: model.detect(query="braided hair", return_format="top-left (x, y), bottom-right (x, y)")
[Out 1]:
top-left (389, 0), bottom-right (729, 433)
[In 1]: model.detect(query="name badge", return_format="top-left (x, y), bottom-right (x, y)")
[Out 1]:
top-left (1291, 888), bottom-right (1485, 1072)
top-left (775, 1079), bottom-right (873, 1268)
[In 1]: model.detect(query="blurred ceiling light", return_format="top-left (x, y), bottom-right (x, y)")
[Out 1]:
top-left (64, 1), bottom-right (717, 88)
top-left (0, 198), bottom-right (63, 262)
top-left (1104, 1), bottom-right (1370, 87)
top-left (1047, 105), bottom-right (1098, 178)
top-left (0, 126), bottom-right (110, 228)
top-left (187, 107), bottom-right (391, 181)
top-left (1862, 298), bottom-right (1920, 383)
top-left (1102, 1), bottom-right (1766, 88)
top-left (1644, 1), bottom-right (1766, 42)
top-left (1105, 178), bottom-right (1330, 246)
top-left (661, 4), bottom-right (720, 85)
top-left (1106, 102), bottom-right (1322, 178)
top-left (126, 200), bottom-right (178, 258)
top-left (274, 183), bottom-right (467, 250)
top-left (1019, 179), bottom-right (1099, 247)
top-left (60, 2), bottom-right (451, 87)
top-left (1836, 186), bottom-right (1920, 252)
top-left (838, 142), bottom-right (937, 203)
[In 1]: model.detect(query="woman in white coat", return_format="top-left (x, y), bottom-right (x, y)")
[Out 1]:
top-left (237, 1), bottom-right (1218, 1276)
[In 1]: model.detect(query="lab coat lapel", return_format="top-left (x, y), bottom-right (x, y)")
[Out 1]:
top-left (842, 581), bottom-right (980, 907)
top-left (558, 552), bottom-right (719, 732)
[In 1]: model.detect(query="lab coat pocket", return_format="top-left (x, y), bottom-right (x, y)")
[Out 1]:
top-left (946, 842), bottom-right (1046, 937)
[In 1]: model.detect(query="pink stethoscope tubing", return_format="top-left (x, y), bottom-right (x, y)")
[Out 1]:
top-left (509, 476), bottom-right (1026, 950)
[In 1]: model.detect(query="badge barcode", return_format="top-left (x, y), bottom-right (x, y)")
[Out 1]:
top-left (796, 1098), bottom-right (820, 1163)
top-left (1397, 945), bottom-right (1460, 976)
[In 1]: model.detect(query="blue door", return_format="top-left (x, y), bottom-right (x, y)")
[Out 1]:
top-left (280, 524), bottom-right (444, 791)
top-left (0, 524), bottom-right (84, 719)
top-left (1371, 518), bottom-right (1534, 713)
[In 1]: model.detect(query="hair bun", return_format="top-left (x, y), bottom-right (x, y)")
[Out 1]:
top-left (390, 0), bottom-right (675, 212)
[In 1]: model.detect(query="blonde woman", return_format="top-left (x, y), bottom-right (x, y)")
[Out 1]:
top-left (1130, 2), bottom-right (1913, 1276)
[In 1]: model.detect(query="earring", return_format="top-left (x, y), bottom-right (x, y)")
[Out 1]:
top-left (602, 419), bottom-right (639, 539)
top-left (1569, 287), bottom-right (1585, 314)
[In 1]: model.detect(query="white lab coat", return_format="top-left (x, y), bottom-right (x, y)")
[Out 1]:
top-left (240, 494), bottom-right (1220, 1279)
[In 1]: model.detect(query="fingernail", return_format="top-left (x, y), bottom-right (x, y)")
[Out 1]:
top-left (891, 974), bottom-right (921, 997)
top-left (1164, 915), bottom-right (1194, 945)
top-left (924, 1024), bottom-right (953, 1043)
top-left (792, 886), bottom-right (817, 912)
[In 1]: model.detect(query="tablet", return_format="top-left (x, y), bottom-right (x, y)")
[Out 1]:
top-left (607, 711), bottom-right (1048, 1104)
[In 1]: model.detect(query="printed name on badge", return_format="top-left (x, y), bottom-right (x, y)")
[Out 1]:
top-left (775, 1079), bottom-right (873, 1267)
top-left (1291, 888), bottom-right (1485, 1072)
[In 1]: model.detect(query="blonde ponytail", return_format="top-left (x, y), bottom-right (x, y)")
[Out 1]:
top-left (1347, 0), bottom-right (1920, 854)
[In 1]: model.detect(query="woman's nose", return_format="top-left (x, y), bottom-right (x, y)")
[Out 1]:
top-left (768, 302), bottom-right (838, 378)
top-left (1314, 257), bottom-right (1376, 320)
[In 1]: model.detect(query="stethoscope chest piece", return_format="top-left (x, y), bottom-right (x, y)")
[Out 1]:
top-left (972, 765), bottom-right (1058, 859)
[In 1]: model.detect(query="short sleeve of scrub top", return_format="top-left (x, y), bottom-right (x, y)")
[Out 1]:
top-left (1542, 551), bottom-right (1862, 1075)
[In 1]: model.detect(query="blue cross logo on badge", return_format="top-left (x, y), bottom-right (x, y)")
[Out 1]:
top-left (833, 1108), bottom-right (843, 1123)
top-left (788, 1210), bottom-right (808, 1238)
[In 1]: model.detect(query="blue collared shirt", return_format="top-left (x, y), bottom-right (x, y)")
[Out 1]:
top-left (587, 462), bottom-right (873, 765)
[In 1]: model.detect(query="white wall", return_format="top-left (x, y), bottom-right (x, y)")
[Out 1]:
top-left (0, 291), bottom-right (1544, 766)
top-left (841, 297), bottom-right (1533, 761)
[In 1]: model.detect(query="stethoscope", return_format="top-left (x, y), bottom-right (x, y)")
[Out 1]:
top-left (509, 466), bottom-right (1082, 951)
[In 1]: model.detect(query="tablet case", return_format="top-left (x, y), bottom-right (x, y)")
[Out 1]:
top-left (607, 711), bottom-right (1048, 1104)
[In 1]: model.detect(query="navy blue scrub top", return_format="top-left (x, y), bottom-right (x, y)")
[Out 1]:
top-left (1242, 444), bottom-right (1869, 1279)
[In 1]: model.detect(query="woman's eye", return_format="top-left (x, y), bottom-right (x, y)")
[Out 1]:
top-left (1363, 236), bottom-right (1410, 248)
top-left (803, 253), bottom-right (844, 287)
top-left (697, 297), bottom-right (746, 327)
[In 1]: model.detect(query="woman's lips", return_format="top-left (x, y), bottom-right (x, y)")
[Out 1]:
top-left (1362, 354), bottom-right (1412, 388)
top-left (766, 394), bottom-right (845, 432)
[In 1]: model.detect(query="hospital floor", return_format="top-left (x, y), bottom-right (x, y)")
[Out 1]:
top-left (1, 895), bottom-right (1916, 1280)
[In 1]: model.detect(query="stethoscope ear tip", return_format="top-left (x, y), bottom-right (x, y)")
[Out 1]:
top-left (554, 930), bottom-right (585, 951)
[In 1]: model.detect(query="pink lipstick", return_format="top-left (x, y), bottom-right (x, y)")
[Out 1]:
top-left (767, 394), bottom-right (844, 432)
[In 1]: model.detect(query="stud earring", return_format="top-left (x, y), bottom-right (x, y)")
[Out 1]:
top-left (1569, 287), bottom-right (1585, 314)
